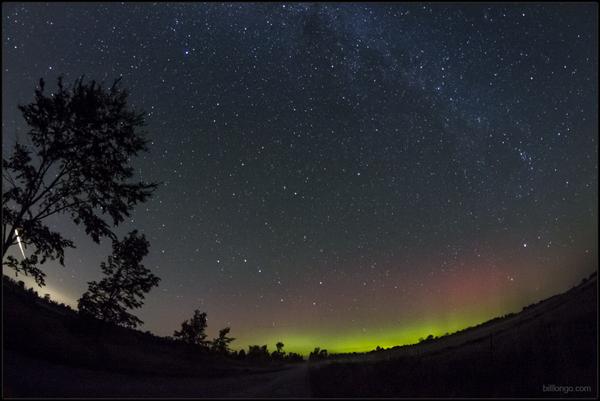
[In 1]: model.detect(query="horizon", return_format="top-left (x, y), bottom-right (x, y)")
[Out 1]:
top-left (5, 267), bottom-right (596, 355)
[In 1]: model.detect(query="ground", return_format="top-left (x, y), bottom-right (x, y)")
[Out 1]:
top-left (4, 350), bottom-right (314, 398)
top-left (3, 272), bottom-right (597, 398)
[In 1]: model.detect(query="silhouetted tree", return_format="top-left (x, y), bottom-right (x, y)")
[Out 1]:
top-left (285, 352), bottom-right (304, 363)
top-left (237, 349), bottom-right (246, 359)
top-left (276, 341), bottom-right (285, 354)
top-left (173, 309), bottom-right (209, 347)
top-left (247, 345), bottom-right (259, 357)
top-left (272, 341), bottom-right (285, 360)
top-left (211, 327), bottom-right (235, 354)
top-left (309, 347), bottom-right (320, 361)
top-left (77, 230), bottom-right (159, 328)
top-left (419, 334), bottom-right (436, 344)
top-left (2, 76), bottom-right (157, 286)
top-left (247, 344), bottom-right (270, 360)
top-left (309, 347), bottom-right (328, 361)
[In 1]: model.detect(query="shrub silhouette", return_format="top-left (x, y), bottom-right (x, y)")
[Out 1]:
top-left (77, 230), bottom-right (160, 328)
top-left (419, 334), bottom-right (436, 344)
top-left (2, 76), bottom-right (157, 286)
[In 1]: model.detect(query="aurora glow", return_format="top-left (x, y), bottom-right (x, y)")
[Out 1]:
top-left (2, 3), bottom-right (597, 356)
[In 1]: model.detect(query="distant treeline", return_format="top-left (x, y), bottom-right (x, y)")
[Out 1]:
top-left (3, 274), bottom-right (304, 363)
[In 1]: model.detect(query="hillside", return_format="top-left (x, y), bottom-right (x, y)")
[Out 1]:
top-left (3, 271), bottom-right (597, 397)
top-left (310, 271), bottom-right (598, 397)
top-left (2, 275), bottom-right (288, 379)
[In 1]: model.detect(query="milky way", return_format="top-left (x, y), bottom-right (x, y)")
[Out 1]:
top-left (2, 3), bottom-right (597, 353)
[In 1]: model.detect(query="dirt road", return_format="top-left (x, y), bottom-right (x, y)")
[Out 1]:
top-left (3, 350), bottom-right (313, 398)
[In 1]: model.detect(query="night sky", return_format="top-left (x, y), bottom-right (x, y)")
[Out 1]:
top-left (2, 2), bottom-right (598, 354)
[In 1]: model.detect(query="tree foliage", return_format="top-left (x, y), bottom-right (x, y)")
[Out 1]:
top-left (174, 309), bottom-right (209, 347)
top-left (2, 76), bottom-right (157, 285)
top-left (77, 230), bottom-right (159, 328)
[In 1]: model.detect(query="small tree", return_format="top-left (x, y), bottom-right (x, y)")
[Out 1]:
top-left (211, 327), bottom-right (235, 354)
top-left (309, 347), bottom-right (328, 361)
top-left (247, 344), bottom-right (269, 360)
top-left (276, 341), bottom-right (285, 354)
top-left (77, 230), bottom-right (159, 328)
top-left (174, 309), bottom-right (209, 347)
top-left (309, 347), bottom-right (320, 361)
top-left (272, 341), bottom-right (285, 360)
top-left (2, 76), bottom-right (157, 286)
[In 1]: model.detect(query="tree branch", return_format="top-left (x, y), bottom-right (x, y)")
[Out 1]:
top-left (28, 162), bottom-right (70, 208)
top-left (34, 200), bottom-right (82, 221)
top-left (4, 153), bottom-right (51, 258)
top-left (30, 157), bottom-right (51, 196)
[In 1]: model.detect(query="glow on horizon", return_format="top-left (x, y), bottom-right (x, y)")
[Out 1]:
top-left (231, 264), bottom-right (596, 356)
top-left (2, 268), bottom-right (78, 309)
top-left (233, 310), bottom-right (510, 356)
top-left (4, 243), bottom-right (594, 357)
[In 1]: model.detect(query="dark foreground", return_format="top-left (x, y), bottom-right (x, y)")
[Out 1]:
top-left (4, 350), bottom-right (312, 398)
top-left (310, 274), bottom-right (597, 397)
top-left (3, 272), bottom-right (597, 398)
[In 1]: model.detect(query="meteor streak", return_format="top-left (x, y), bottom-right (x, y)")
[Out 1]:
top-left (15, 228), bottom-right (26, 259)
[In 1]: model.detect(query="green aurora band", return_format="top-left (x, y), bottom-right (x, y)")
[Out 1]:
top-left (235, 300), bottom-right (527, 355)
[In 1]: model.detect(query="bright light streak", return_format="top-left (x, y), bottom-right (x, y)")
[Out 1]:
top-left (15, 228), bottom-right (26, 259)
